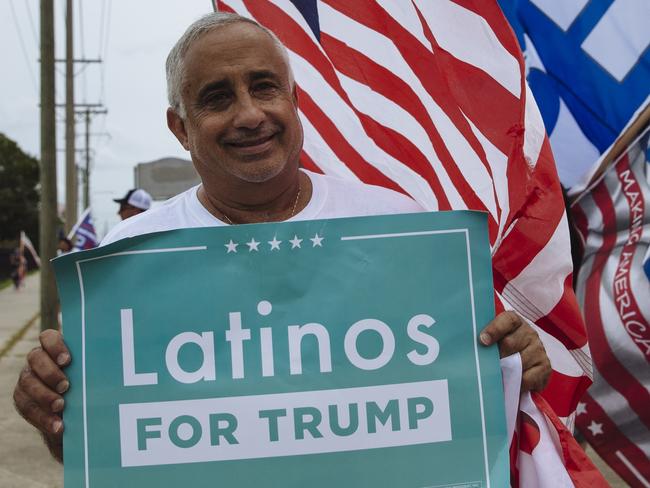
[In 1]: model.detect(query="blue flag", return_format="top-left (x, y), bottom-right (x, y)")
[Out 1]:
top-left (499, 0), bottom-right (650, 188)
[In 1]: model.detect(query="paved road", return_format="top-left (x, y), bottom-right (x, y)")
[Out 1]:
top-left (0, 273), bottom-right (62, 488)
top-left (0, 273), bottom-right (627, 487)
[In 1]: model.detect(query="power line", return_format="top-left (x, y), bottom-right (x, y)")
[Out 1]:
top-left (104, 0), bottom-right (112, 60)
top-left (24, 0), bottom-right (39, 45)
top-left (97, 0), bottom-right (112, 138)
top-left (78, 0), bottom-right (87, 103)
top-left (99, 0), bottom-right (112, 104)
top-left (99, 0), bottom-right (107, 59)
top-left (77, 0), bottom-right (86, 59)
top-left (8, 0), bottom-right (38, 95)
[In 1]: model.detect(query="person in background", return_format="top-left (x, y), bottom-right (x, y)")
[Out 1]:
top-left (9, 247), bottom-right (26, 290)
top-left (113, 188), bottom-right (152, 220)
top-left (56, 233), bottom-right (73, 256)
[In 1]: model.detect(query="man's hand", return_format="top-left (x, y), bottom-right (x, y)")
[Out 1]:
top-left (479, 311), bottom-right (551, 392)
top-left (13, 329), bottom-right (71, 462)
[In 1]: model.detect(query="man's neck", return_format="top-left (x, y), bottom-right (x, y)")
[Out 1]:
top-left (197, 170), bottom-right (313, 224)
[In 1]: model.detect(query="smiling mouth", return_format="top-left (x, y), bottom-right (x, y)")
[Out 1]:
top-left (227, 133), bottom-right (276, 150)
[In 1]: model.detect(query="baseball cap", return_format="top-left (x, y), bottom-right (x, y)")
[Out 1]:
top-left (113, 188), bottom-right (152, 210)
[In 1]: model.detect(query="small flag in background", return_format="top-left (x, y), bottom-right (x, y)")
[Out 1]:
top-left (19, 230), bottom-right (41, 267)
top-left (68, 208), bottom-right (98, 251)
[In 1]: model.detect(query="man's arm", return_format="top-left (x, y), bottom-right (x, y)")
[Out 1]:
top-left (13, 329), bottom-right (70, 463)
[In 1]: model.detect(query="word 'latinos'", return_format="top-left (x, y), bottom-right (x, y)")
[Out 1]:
top-left (120, 300), bottom-right (442, 386)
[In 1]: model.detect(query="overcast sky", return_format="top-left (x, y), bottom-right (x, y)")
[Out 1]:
top-left (1, 0), bottom-right (213, 238)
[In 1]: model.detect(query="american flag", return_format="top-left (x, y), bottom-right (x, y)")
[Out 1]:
top-left (572, 123), bottom-right (650, 488)
top-left (68, 208), bottom-right (99, 251)
top-left (214, 1), bottom-right (601, 484)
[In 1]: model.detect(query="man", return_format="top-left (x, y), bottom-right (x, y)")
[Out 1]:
top-left (56, 236), bottom-right (72, 255)
top-left (13, 12), bottom-right (551, 463)
top-left (113, 188), bottom-right (152, 220)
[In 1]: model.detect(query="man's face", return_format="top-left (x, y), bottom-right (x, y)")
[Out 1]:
top-left (168, 22), bottom-right (303, 187)
top-left (118, 204), bottom-right (143, 220)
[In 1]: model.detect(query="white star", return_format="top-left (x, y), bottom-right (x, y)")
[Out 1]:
top-left (587, 421), bottom-right (603, 436)
top-left (246, 238), bottom-right (260, 252)
top-left (268, 236), bottom-right (282, 251)
top-left (289, 235), bottom-right (303, 249)
top-left (310, 233), bottom-right (324, 247)
top-left (576, 402), bottom-right (587, 416)
top-left (225, 240), bottom-right (238, 253)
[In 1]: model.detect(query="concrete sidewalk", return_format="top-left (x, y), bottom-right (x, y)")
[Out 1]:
top-left (0, 273), bottom-right (63, 488)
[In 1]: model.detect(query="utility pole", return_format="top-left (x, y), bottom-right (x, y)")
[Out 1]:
top-left (80, 106), bottom-right (107, 209)
top-left (56, 102), bottom-right (107, 210)
top-left (84, 109), bottom-right (90, 209)
top-left (40, 0), bottom-right (58, 331)
top-left (64, 0), bottom-right (76, 233)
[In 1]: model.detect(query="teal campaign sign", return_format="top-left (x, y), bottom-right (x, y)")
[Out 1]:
top-left (54, 211), bottom-right (508, 488)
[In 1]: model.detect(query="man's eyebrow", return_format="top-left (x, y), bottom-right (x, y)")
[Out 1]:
top-left (249, 70), bottom-right (282, 82)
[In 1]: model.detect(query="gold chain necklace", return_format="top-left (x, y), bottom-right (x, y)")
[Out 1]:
top-left (218, 185), bottom-right (302, 225)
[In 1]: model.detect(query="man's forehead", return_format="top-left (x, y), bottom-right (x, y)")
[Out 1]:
top-left (189, 22), bottom-right (281, 60)
top-left (183, 23), bottom-right (290, 85)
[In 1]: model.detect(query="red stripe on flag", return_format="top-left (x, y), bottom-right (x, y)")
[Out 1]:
top-left (318, 31), bottom-right (483, 214)
top-left (534, 275), bottom-right (590, 349)
top-left (576, 393), bottom-right (650, 488)
top-left (450, 0), bottom-right (525, 61)
top-left (542, 369), bottom-right (592, 418)
top-left (519, 411), bottom-right (541, 454)
top-left (493, 139), bottom-right (566, 279)
top-left (299, 150), bottom-right (322, 174)
top-left (532, 393), bottom-right (609, 487)
top-left (412, 4), bottom-right (522, 157)
top-left (296, 87), bottom-right (406, 193)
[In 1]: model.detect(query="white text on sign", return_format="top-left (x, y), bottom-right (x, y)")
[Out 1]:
top-left (119, 380), bottom-right (451, 466)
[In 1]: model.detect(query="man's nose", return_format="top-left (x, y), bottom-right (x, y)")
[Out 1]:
top-left (232, 93), bottom-right (265, 130)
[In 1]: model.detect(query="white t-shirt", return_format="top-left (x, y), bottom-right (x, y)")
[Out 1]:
top-left (101, 170), bottom-right (424, 245)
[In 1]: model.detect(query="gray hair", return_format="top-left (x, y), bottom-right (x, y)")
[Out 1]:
top-left (166, 11), bottom-right (294, 118)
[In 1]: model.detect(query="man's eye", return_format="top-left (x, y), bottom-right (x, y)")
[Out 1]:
top-left (205, 93), bottom-right (231, 107)
top-left (253, 83), bottom-right (279, 95)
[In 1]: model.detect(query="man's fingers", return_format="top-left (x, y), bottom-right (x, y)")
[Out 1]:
top-left (479, 311), bottom-right (522, 346)
top-left (18, 366), bottom-right (65, 412)
top-left (518, 337), bottom-right (548, 370)
top-left (26, 346), bottom-right (69, 392)
top-left (496, 326), bottom-right (530, 359)
top-left (522, 363), bottom-right (552, 392)
top-left (13, 384), bottom-right (63, 435)
top-left (38, 330), bottom-right (70, 367)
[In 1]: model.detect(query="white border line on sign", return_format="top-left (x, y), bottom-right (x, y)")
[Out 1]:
top-left (339, 228), bottom-right (491, 488)
top-left (75, 229), bottom-right (491, 487)
top-left (75, 246), bottom-right (207, 488)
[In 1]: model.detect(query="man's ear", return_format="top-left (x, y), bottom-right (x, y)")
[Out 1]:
top-left (167, 107), bottom-right (190, 151)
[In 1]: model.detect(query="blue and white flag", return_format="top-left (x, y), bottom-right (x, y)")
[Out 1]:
top-left (499, 0), bottom-right (650, 189)
top-left (68, 208), bottom-right (99, 251)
